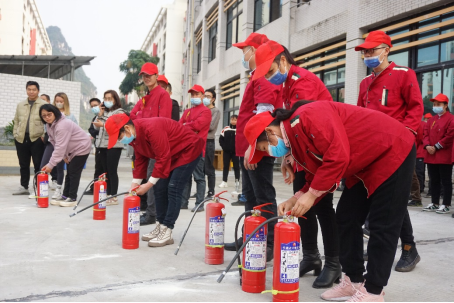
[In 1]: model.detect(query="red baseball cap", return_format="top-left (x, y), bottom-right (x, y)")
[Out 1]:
top-left (233, 33), bottom-right (269, 49)
top-left (188, 84), bottom-right (205, 94)
top-left (252, 40), bottom-right (284, 81)
top-left (355, 31), bottom-right (393, 51)
top-left (244, 111), bottom-right (276, 164)
top-left (105, 113), bottom-right (130, 149)
top-left (139, 62), bottom-right (158, 75)
top-left (157, 75), bottom-right (168, 85)
top-left (430, 93), bottom-right (449, 103)
top-left (424, 113), bottom-right (433, 119)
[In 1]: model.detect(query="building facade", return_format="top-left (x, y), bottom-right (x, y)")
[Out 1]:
top-left (0, 0), bottom-right (52, 56)
top-left (181, 0), bottom-right (454, 135)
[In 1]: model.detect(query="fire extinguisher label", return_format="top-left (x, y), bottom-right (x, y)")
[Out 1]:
top-left (39, 181), bottom-right (48, 197)
top-left (280, 241), bottom-right (300, 284)
top-left (128, 207), bottom-right (140, 234)
top-left (98, 190), bottom-right (107, 209)
top-left (208, 215), bottom-right (225, 246)
top-left (244, 228), bottom-right (267, 271)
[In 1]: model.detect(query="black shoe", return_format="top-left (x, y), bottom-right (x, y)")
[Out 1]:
top-left (84, 189), bottom-right (94, 195)
top-left (425, 193), bottom-right (431, 198)
top-left (140, 214), bottom-right (156, 226)
top-left (452, 213), bottom-right (454, 218)
top-left (266, 246), bottom-right (274, 262)
top-left (191, 205), bottom-right (204, 212)
top-left (408, 200), bottom-right (422, 207)
top-left (189, 194), bottom-right (197, 200)
top-left (231, 200), bottom-right (245, 206)
top-left (312, 256), bottom-right (342, 289)
top-left (395, 243), bottom-right (421, 272)
top-left (363, 250), bottom-right (368, 262)
top-left (299, 249), bottom-right (322, 277)
top-left (224, 237), bottom-right (243, 251)
top-left (180, 204), bottom-right (188, 209)
top-left (336, 186), bottom-right (344, 191)
top-left (363, 227), bottom-right (370, 239)
top-left (204, 195), bottom-right (214, 201)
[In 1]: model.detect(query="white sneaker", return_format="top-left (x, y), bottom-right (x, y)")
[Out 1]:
top-left (106, 196), bottom-right (118, 206)
top-left (142, 222), bottom-right (161, 241)
top-left (218, 181), bottom-right (228, 188)
top-left (28, 194), bottom-right (36, 199)
top-left (436, 204), bottom-right (451, 214)
top-left (148, 225), bottom-right (174, 247)
top-left (422, 203), bottom-right (438, 212)
top-left (51, 196), bottom-right (66, 206)
top-left (59, 197), bottom-right (77, 207)
top-left (50, 180), bottom-right (58, 190)
top-left (12, 186), bottom-right (30, 195)
top-left (52, 186), bottom-right (62, 199)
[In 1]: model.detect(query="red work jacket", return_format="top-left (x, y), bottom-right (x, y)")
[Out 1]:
top-left (357, 62), bottom-right (423, 134)
top-left (282, 102), bottom-right (414, 199)
top-left (130, 118), bottom-right (204, 179)
top-left (422, 112), bottom-right (454, 165)
top-left (416, 121), bottom-right (426, 159)
top-left (282, 65), bottom-right (333, 109)
top-left (236, 70), bottom-right (282, 157)
top-left (180, 103), bottom-right (212, 157)
top-left (130, 86), bottom-right (172, 120)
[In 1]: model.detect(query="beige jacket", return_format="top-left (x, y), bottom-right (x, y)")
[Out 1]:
top-left (13, 98), bottom-right (47, 143)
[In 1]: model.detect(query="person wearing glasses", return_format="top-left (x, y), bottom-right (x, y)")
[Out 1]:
top-left (129, 63), bottom-right (172, 226)
top-left (355, 31), bottom-right (424, 273)
top-left (40, 104), bottom-right (91, 207)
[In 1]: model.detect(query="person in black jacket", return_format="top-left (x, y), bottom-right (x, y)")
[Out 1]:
top-left (219, 115), bottom-right (239, 188)
top-left (85, 98), bottom-right (104, 195)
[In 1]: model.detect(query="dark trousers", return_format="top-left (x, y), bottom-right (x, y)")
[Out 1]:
top-left (427, 163), bottom-right (453, 206)
top-left (146, 159), bottom-right (156, 218)
top-left (205, 140), bottom-right (216, 196)
top-left (90, 148), bottom-right (104, 190)
top-left (415, 158), bottom-right (425, 192)
top-left (98, 147), bottom-right (122, 195)
top-left (337, 146), bottom-right (415, 294)
top-left (182, 157), bottom-right (206, 207)
top-left (293, 170), bottom-right (339, 257)
top-left (240, 156), bottom-right (277, 247)
top-left (62, 154), bottom-right (89, 200)
top-left (222, 150), bottom-right (240, 182)
top-left (155, 155), bottom-right (201, 229)
top-left (40, 143), bottom-right (64, 185)
top-left (410, 169), bottom-right (421, 202)
top-left (15, 134), bottom-right (45, 189)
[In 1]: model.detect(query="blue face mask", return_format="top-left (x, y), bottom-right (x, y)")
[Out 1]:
top-left (190, 98), bottom-right (202, 106)
top-left (266, 64), bottom-right (288, 86)
top-left (267, 133), bottom-right (290, 157)
top-left (433, 106), bottom-right (444, 115)
top-left (104, 101), bottom-right (113, 108)
top-left (241, 48), bottom-right (252, 70)
top-left (364, 49), bottom-right (385, 69)
top-left (120, 133), bottom-right (135, 145)
top-left (91, 106), bottom-right (100, 115)
top-left (203, 98), bottom-right (211, 106)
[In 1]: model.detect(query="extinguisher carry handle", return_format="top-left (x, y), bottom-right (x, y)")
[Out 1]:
top-left (218, 197), bottom-right (229, 203)
top-left (98, 172), bottom-right (107, 180)
top-left (253, 202), bottom-right (274, 214)
top-left (129, 185), bottom-right (140, 195)
top-left (284, 210), bottom-right (307, 220)
top-left (214, 190), bottom-right (228, 198)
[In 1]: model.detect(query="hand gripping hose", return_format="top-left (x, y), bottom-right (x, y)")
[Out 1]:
top-left (72, 173), bottom-right (107, 211)
top-left (174, 191), bottom-right (229, 255)
top-left (68, 185), bottom-right (139, 218)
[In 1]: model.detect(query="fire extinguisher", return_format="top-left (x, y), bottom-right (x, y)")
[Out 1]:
top-left (205, 192), bottom-right (229, 265)
top-left (36, 171), bottom-right (49, 208)
top-left (122, 186), bottom-right (141, 250)
top-left (241, 203), bottom-right (273, 293)
top-left (93, 173), bottom-right (107, 220)
top-left (218, 211), bottom-right (303, 302)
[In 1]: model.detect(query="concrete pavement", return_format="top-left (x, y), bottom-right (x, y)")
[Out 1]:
top-left (0, 154), bottom-right (453, 301)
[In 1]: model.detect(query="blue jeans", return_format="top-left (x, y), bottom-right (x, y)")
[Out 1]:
top-left (240, 156), bottom-right (277, 246)
top-left (155, 155), bottom-right (201, 229)
top-left (181, 157), bottom-right (206, 207)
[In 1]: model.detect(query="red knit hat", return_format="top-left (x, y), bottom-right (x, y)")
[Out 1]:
top-left (244, 112), bottom-right (276, 164)
top-left (355, 31), bottom-right (393, 51)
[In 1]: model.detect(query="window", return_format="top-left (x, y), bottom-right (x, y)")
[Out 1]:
top-left (208, 22), bottom-right (217, 62)
top-left (226, 0), bottom-right (244, 49)
top-left (223, 95), bottom-right (240, 127)
top-left (196, 41), bottom-right (202, 73)
top-left (254, 0), bottom-right (282, 31)
top-left (162, 53), bottom-right (165, 73)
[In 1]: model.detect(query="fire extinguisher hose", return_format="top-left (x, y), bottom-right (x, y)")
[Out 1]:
top-left (234, 210), bottom-right (252, 284)
top-left (69, 191), bottom-right (129, 218)
top-left (217, 216), bottom-right (284, 283)
top-left (72, 178), bottom-right (99, 211)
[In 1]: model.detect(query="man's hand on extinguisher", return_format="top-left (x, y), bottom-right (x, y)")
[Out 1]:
top-left (135, 182), bottom-right (153, 195)
top-left (292, 192), bottom-right (317, 217)
top-left (41, 165), bottom-right (52, 174)
top-left (278, 197), bottom-right (297, 216)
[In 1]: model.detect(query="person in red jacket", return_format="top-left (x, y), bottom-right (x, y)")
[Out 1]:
top-left (355, 30), bottom-right (423, 273)
top-left (129, 63), bottom-right (173, 226)
top-left (105, 113), bottom-right (204, 247)
top-left (422, 113), bottom-right (434, 197)
top-left (244, 101), bottom-right (415, 302)
top-left (224, 33), bottom-right (281, 263)
top-left (253, 39), bottom-right (340, 288)
top-left (179, 84), bottom-right (212, 212)
top-left (422, 94), bottom-right (454, 214)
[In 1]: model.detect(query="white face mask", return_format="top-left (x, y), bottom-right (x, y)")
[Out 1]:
top-left (55, 103), bottom-right (64, 109)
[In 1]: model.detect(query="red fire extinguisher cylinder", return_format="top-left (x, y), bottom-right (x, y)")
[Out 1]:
top-left (122, 188), bottom-right (141, 249)
top-left (205, 192), bottom-right (229, 265)
top-left (93, 179), bottom-right (107, 220)
top-left (36, 172), bottom-right (49, 208)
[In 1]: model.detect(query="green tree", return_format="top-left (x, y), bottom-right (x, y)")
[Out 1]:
top-left (119, 50), bottom-right (159, 97)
